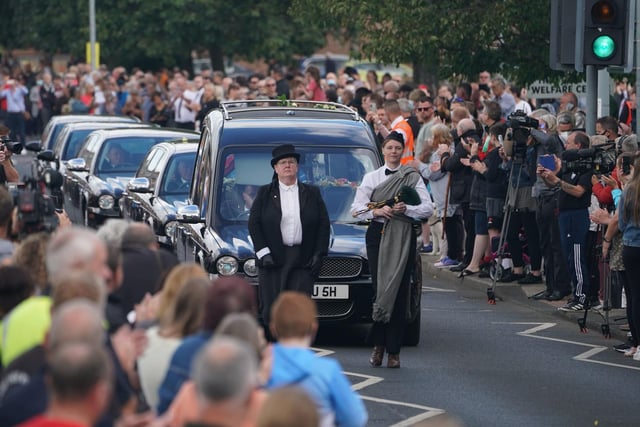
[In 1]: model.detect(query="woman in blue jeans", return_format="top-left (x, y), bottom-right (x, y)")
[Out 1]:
top-left (618, 156), bottom-right (640, 359)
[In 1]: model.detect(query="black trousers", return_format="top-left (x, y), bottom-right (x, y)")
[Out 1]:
top-left (366, 221), bottom-right (415, 354)
top-left (444, 212), bottom-right (464, 261)
top-left (258, 245), bottom-right (314, 327)
top-left (506, 209), bottom-right (542, 271)
top-left (536, 194), bottom-right (571, 294)
top-left (461, 203), bottom-right (475, 265)
top-left (622, 246), bottom-right (640, 347)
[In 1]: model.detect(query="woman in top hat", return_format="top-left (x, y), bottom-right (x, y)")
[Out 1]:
top-left (248, 144), bottom-right (330, 330)
top-left (351, 131), bottom-right (433, 368)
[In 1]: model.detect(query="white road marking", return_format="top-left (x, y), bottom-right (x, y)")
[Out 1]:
top-left (344, 371), bottom-right (384, 391)
top-left (360, 395), bottom-right (445, 427)
top-left (314, 349), bottom-right (447, 423)
top-left (422, 286), bottom-right (456, 292)
top-left (495, 322), bottom-right (640, 372)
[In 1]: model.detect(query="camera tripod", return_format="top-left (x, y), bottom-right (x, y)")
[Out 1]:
top-left (487, 155), bottom-right (525, 304)
top-left (577, 224), bottom-right (613, 337)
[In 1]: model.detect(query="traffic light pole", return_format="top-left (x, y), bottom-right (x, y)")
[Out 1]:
top-left (586, 65), bottom-right (597, 135)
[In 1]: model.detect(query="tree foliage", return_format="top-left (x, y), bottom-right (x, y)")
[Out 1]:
top-left (0, 0), bottom-right (326, 72)
top-left (290, 0), bottom-right (573, 85)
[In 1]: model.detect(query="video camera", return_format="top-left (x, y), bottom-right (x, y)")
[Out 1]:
top-left (561, 142), bottom-right (617, 175)
top-left (505, 111), bottom-right (538, 161)
top-left (9, 142), bottom-right (64, 238)
top-left (0, 135), bottom-right (24, 155)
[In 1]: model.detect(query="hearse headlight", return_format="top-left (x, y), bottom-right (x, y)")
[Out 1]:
top-left (164, 220), bottom-right (179, 237)
top-left (216, 256), bottom-right (238, 276)
top-left (243, 258), bottom-right (258, 277)
top-left (98, 195), bottom-right (115, 210)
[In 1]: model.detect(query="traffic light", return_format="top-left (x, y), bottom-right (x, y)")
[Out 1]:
top-left (583, 0), bottom-right (628, 66)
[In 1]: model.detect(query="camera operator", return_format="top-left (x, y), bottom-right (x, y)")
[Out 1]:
top-left (538, 131), bottom-right (593, 311)
top-left (0, 125), bottom-right (20, 185)
top-left (0, 186), bottom-right (15, 262)
top-left (528, 112), bottom-right (572, 300)
top-left (500, 115), bottom-right (543, 283)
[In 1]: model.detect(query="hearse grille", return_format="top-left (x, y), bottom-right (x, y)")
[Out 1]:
top-left (318, 257), bottom-right (362, 279)
top-left (316, 301), bottom-right (354, 317)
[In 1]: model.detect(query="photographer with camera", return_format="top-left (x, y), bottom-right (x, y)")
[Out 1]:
top-left (538, 131), bottom-right (593, 311)
top-left (527, 112), bottom-right (572, 301)
top-left (500, 112), bottom-right (543, 284)
top-left (0, 125), bottom-right (20, 185)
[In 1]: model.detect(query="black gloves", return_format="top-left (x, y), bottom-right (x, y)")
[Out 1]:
top-left (308, 254), bottom-right (324, 277)
top-left (260, 254), bottom-right (275, 269)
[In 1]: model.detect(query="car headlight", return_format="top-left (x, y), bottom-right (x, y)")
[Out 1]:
top-left (164, 220), bottom-right (179, 238)
top-left (98, 195), bottom-right (115, 210)
top-left (216, 256), bottom-right (238, 276)
top-left (243, 258), bottom-right (258, 277)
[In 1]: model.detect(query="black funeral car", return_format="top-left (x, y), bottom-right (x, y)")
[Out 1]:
top-left (63, 128), bottom-right (198, 227)
top-left (120, 139), bottom-right (199, 249)
top-left (50, 121), bottom-right (152, 175)
top-left (41, 114), bottom-right (141, 151)
top-left (172, 100), bottom-right (422, 344)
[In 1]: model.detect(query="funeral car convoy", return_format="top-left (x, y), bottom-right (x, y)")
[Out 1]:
top-left (40, 101), bottom-right (422, 343)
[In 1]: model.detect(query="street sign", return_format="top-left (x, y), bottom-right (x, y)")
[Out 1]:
top-left (526, 81), bottom-right (587, 99)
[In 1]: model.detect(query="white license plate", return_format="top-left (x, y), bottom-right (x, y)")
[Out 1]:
top-left (312, 284), bottom-right (349, 299)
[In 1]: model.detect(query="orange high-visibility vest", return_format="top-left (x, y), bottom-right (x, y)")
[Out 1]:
top-left (392, 119), bottom-right (415, 165)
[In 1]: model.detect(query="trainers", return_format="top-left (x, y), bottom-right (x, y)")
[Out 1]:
top-left (623, 346), bottom-right (637, 357)
top-left (419, 243), bottom-right (433, 253)
top-left (614, 341), bottom-right (632, 353)
top-left (434, 256), bottom-right (460, 268)
top-left (589, 299), bottom-right (603, 311)
top-left (634, 350), bottom-right (640, 361)
top-left (517, 273), bottom-right (543, 285)
top-left (558, 300), bottom-right (584, 311)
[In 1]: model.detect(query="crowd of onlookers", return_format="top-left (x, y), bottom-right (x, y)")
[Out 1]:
top-left (0, 211), bottom-right (367, 426)
top-left (1, 53), bottom-right (639, 425)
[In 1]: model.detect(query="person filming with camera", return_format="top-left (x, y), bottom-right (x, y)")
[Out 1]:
top-left (0, 125), bottom-right (20, 185)
top-left (538, 131), bottom-right (593, 311)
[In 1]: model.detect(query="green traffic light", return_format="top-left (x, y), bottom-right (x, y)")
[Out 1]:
top-left (592, 35), bottom-right (616, 59)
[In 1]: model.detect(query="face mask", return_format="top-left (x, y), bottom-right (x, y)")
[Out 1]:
top-left (559, 131), bottom-right (570, 142)
top-left (37, 80), bottom-right (43, 86)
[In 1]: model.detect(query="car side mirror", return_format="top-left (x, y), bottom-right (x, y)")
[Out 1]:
top-left (67, 158), bottom-right (88, 172)
top-left (177, 204), bottom-right (205, 224)
top-left (128, 177), bottom-right (152, 193)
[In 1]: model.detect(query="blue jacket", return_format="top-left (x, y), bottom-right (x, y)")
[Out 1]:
top-left (618, 191), bottom-right (640, 247)
top-left (266, 344), bottom-right (367, 427)
top-left (156, 331), bottom-right (210, 414)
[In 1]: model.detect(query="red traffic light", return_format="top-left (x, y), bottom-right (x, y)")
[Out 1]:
top-left (591, 0), bottom-right (616, 24)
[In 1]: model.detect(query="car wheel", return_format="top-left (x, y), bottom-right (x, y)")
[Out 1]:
top-left (404, 248), bottom-right (422, 346)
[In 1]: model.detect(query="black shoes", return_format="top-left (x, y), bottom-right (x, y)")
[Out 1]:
top-left (450, 263), bottom-right (468, 272)
top-left (499, 272), bottom-right (525, 283)
top-left (531, 290), bottom-right (552, 300)
top-left (546, 290), bottom-right (571, 301)
top-left (517, 273), bottom-right (543, 284)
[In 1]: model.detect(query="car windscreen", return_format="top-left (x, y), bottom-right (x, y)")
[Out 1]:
top-left (47, 123), bottom-right (67, 151)
top-left (217, 146), bottom-right (379, 222)
top-left (62, 129), bottom-right (93, 160)
top-left (96, 137), bottom-right (169, 178)
top-left (159, 152), bottom-right (197, 204)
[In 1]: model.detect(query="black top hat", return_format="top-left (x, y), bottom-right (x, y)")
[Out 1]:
top-left (271, 144), bottom-right (300, 167)
top-left (383, 131), bottom-right (405, 147)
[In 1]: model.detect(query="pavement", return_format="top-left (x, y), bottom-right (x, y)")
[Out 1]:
top-left (420, 253), bottom-right (630, 343)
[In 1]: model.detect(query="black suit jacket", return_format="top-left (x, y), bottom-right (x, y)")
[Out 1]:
top-left (248, 180), bottom-right (330, 267)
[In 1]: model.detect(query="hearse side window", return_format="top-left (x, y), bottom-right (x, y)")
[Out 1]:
top-left (137, 147), bottom-right (165, 185)
top-left (192, 130), bottom-right (211, 217)
top-left (216, 146), bottom-right (378, 222)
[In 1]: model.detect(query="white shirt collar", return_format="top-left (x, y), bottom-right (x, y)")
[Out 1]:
top-left (279, 180), bottom-right (298, 191)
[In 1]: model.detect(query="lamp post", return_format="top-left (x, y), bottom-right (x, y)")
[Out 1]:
top-left (89, 0), bottom-right (97, 70)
